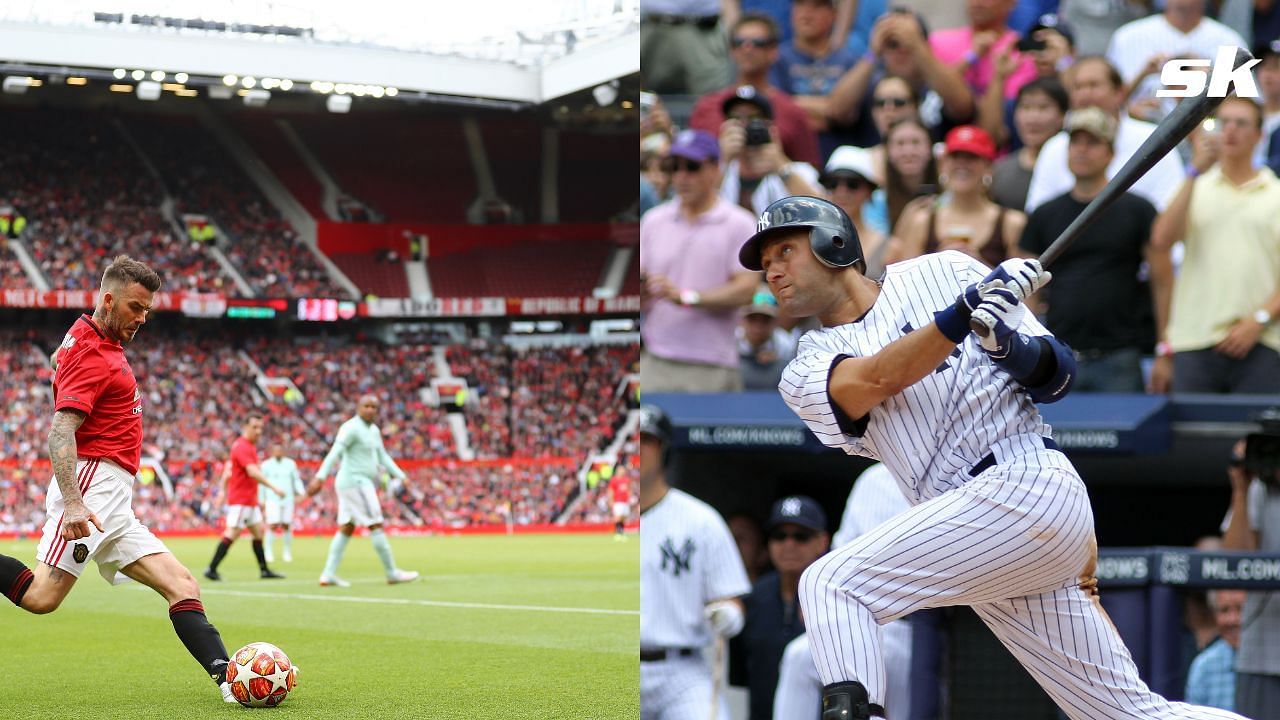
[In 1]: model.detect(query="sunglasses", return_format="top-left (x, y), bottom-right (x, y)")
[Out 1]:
top-left (769, 529), bottom-right (818, 543)
top-left (873, 97), bottom-right (912, 109)
top-left (661, 158), bottom-right (704, 173)
top-left (821, 176), bottom-right (868, 190)
top-left (731, 37), bottom-right (777, 49)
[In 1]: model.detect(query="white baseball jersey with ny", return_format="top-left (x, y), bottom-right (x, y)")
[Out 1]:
top-left (780, 251), bottom-right (1245, 720)
top-left (641, 488), bottom-right (750, 720)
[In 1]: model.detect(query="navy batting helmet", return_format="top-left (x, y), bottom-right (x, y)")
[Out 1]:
top-left (638, 404), bottom-right (673, 465)
top-left (738, 196), bottom-right (863, 274)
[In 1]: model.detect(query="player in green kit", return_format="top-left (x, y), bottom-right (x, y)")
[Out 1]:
top-left (306, 394), bottom-right (419, 587)
top-left (259, 443), bottom-right (305, 563)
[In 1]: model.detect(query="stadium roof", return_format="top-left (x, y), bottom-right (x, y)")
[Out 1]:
top-left (0, 0), bottom-right (638, 103)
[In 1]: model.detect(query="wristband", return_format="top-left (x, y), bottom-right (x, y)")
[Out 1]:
top-left (862, 50), bottom-right (877, 64)
top-left (934, 301), bottom-right (972, 344)
top-left (1186, 165), bottom-right (1202, 179)
top-left (963, 49), bottom-right (979, 65)
top-left (1155, 341), bottom-right (1173, 358)
top-left (679, 289), bottom-right (701, 306)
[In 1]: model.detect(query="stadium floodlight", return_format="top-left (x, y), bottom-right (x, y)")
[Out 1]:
top-left (150, 70), bottom-right (165, 81)
top-left (385, 87), bottom-right (398, 97)
top-left (136, 81), bottom-right (162, 101)
top-left (2, 76), bottom-right (32, 94)
top-left (131, 69), bottom-right (146, 81)
top-left (242, 76), bottom-right (256, 88)
top-left (222, 74), bottom-right (237, 86)
top-left (175, 72), bottom-right (189, 83)
top-left (262, 78), bottom-right (277, 89)
top-left (326, 94), bottom-right (352, 113)
top-left (243, 89), bottom-right (271, 107)
top-left (279, 79), bottom-right (293, 91)
top-left (370, 86), bottom-right (385, 98)
top-left (113, 68), bottom-right (126, 79)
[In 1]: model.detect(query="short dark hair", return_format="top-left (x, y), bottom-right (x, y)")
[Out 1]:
top-left (733, 12), bottom-right (781, 43)
top-left (101, 255), bottom-right (161, 293)
top-left (1220, 95), bottom-right (1264, 130)
top-left (1017, 76), bottom-right (1070, 115)
top-left (243, 414), bottom-right (264, 427)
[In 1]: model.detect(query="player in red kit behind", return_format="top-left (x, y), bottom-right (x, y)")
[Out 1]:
top-left (611, 472), bottom-right (632, 541)
top-left (0, 255), bottom-right (243, 703)
top-left (203, 415), bottom-right (285, 581)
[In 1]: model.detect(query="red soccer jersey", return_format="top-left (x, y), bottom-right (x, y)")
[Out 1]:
top-left (52, 315), bottom-right (143, 474)
top-left (610, 476), bottom-right (631, 504)
top-left (226, 436), bottom-right (261, 506)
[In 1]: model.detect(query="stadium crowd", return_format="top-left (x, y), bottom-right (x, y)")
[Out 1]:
top-left (0, 326), bottom-right (637, 533)
top-left (126, 115), bottom-right (344, 299)
top-left (642, 0), bottom-right (1280, 397)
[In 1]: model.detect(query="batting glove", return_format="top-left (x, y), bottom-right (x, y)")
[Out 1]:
top-left (970, 285), bottom-right (1027, 356)
top-left (981, 258), bottom-right (1050, 303)
top-left (705, 600), bottom-right (745, 638)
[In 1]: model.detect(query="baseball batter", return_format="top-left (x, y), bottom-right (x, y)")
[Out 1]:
top-left (639, 405), bottom-right (751, 720)
top-left (738, 195), bottom-right (1248, 720)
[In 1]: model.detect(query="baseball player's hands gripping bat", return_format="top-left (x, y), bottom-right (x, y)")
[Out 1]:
top-left (970, 45), bottom-right (1254, 338)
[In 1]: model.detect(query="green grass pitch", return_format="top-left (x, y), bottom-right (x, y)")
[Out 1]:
top-left (0, 533), bottom-right (639, 719)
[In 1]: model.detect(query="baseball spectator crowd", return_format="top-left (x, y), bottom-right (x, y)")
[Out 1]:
top-left (642, 0), bottom-right (1280, 397)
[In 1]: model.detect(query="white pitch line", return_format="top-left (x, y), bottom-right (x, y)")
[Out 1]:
top-left (184, 587), bottom-right (640, 616)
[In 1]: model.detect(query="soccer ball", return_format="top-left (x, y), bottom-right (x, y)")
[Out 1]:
top-left (226, 642), bottom-right (297, 708)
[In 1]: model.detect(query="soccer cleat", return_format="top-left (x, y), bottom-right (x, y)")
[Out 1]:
top-left (318, 575), bottom-right (350, 588)
top-left (387, 569), bottom-right (420, 585)
top-left (220, 682), bottom-right (237, 704)
top-left (203, 567), bottom-right (221, 581)
top-left (260, 569), bottom-right (286, 579)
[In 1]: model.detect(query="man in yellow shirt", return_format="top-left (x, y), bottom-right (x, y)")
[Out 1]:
top-left (1151, 97), bottom-right (1280, 393)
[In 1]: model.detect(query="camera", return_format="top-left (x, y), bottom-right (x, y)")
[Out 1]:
top-left (1241, 408), bottom-right (1280, 486)
top-left (1016, 35), bottom-right (1046, 52)
top-left (744, 118), bottom-right (771, 147)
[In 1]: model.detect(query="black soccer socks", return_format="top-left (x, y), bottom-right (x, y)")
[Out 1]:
top-left (0, 555), bottom-right (34, 607)
top-left (251, 540), bottom-right (269, 572)
top-left (208, 537), bottom-right (231, 572)
top-left (169, 598), bottom-right (230, 684)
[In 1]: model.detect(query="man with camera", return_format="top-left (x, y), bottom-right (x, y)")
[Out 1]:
top-left (689, 12), bottom-right (821, 167)
top-left (718, 85), bottom-right (822, 215)
top-left (1221, 423), bottom-right (1280, 717)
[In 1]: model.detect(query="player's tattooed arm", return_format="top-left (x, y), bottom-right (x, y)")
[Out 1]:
top-left (48, 409), bottom-right (87, 503)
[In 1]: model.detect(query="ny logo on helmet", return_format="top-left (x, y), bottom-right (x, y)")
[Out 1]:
top-left (757, 212), bottom-right (772, 233)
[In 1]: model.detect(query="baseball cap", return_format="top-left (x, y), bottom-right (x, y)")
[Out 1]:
top-left (1064, 107), bottom-right (1117, 145)
top-left (824, 145), bottom-right (881, 187)
top-left (765, 496), bottom-right (827, 533)
top-left (668, 129), bottom-right (720, 163)
top-left (1028, 13), bottom-right (1073, 47)
top-left (744, 289), bottom-right (779, 318)
top-left (943, 125), bottom-right (996, 160)
top-left (722, 85), bottom-right (774, 119)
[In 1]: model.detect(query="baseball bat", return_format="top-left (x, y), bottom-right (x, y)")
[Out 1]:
top-left (708, 633), bottom-right (725, 720)
top-left (971, 45), bottom-right (1254, 337)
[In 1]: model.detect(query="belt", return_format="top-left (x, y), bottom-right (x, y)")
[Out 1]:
top-left (968, 437), bottom-right (1060, 477)
top-left (643, 13), bottom-right (719, 29)
top-left (640, 648), bottom-right (698, 662)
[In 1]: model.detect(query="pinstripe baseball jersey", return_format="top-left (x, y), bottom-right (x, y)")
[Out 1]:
top-left (640, 488), bottom-right (751, 650)
top-left (780, 251), bottom-right (1053, 506)
top-left (833, 463), bottom-right (911, 548)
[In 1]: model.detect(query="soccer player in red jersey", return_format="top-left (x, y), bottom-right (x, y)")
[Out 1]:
top-left (0, 256), bottom-right (242, 702)
top-left (203, 415), bottom-right (284, 581)
top-left (610, 472), bottom-right (632, 541)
